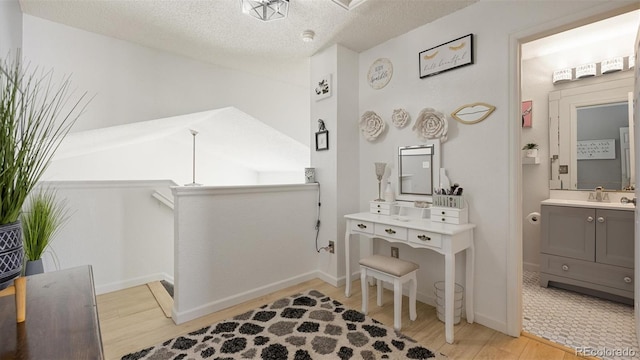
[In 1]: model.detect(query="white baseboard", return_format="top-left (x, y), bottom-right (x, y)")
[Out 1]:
top-left (316, 270), bottom-right (341, 287)
top-left (173, 271), bottom-right (319, 324)
top-left (474, 312), bottom-right (507, 333)
top-left (523, 262), bottom-right (539, 272)
top-left (95, 272), bottom-right (172, 295)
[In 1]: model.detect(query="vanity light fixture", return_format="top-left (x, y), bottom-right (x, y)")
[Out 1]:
top-left (600, 57), bottom-right (623, 74)
top-left (241, 0), bottom-right (289, 22)
top-left (552, 68), bottom-right (573, 84)
top-left (575, 63), bottom-right (596, 78)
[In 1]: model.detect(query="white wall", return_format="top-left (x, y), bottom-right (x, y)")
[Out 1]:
top-left (311, 45), bottom-right (361, 286)
top-left (39, 181), bottom-right (175, 295)
top-left (0, 0), bottom-right (21, 56)
top-left (21, 14), bottom-right (310, 146)
top-left (521, 43), bottom-right (635, 270)
top-left (356, 0), bottom-right (636, 333)
top-left (171, 184), bottom-right (319, 324)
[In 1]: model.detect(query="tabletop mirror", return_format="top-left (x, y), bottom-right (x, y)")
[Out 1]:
top-left (396, 140), bottom-right (441, 202)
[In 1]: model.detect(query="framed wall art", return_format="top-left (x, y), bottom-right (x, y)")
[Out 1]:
top-left (315, 130), bottom-right (329, 151)
top-left (314, 74), bottom-right (332, 101)
top-left (367, 58), bottom-right (393, 89)
top-left (419, 34), bottom-right (473, 78)
top-left (522, 100), bottom-right (532, 128)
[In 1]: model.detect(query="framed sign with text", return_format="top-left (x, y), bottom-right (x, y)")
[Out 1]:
top-left (419, 34), bottom-right (473, 78)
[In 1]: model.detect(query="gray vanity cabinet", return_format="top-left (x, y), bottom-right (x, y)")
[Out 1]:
top-left (540, 204), bottom-right (634, 301)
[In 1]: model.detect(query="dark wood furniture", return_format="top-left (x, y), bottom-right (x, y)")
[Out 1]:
top-left (0, 265), bottom-right (104, 359)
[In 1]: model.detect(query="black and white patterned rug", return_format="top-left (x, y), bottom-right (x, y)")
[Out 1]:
top-left (122, 289), bottom-right (444, 359)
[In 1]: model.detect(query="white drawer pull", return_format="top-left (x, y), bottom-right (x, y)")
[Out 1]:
top-left (562, 264), bottom-right (569, 271)
top-left (586, 216), bottom-right (594, 222)
top-left (624, 276), bottom-right (632, 284)
top-left (597, 217), bottom-right (605, 223)
top-left (417, 235), bottom-right (431, 241)
top-left (385, 228), bottom-right (396, 235)
top-left (357, 224), bottom-right (367, 229)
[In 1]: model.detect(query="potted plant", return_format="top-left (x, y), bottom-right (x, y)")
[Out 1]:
top-left (0, 53), bottom-right (88, 289)
top-left (21, 190), bottom-right (70, 275)
top-left (522, 143), bottom-right (539, 158)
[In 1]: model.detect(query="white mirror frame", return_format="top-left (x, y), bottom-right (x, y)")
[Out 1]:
top-left (549, 74), bottom-right (633, 190)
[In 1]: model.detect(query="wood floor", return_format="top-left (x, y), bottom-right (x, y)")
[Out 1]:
top-left (97, 278), bottom-right (587, 360)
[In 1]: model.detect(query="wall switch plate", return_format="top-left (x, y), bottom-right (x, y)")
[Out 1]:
top-left (391, 247), bottom-right (399, 258)
top-left (328, 241), bottom-right (335, 254)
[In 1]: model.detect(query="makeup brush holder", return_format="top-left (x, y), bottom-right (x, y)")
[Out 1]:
top-left (432, 195), bottom-right (465, 209)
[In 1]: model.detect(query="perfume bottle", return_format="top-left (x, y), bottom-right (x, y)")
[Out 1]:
top-left (384, 181), bottom-right (395, 202)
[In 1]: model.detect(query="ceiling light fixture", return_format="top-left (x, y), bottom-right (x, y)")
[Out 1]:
top-left (241, 0), bottom-right (289, 22)
top-left (301, 30), bottom-right (315, 42)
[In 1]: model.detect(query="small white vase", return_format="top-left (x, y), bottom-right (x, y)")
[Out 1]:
top-left (384, 182), bottom-right (395, 202)
top-left (524, 149), bottom-right (538, 158)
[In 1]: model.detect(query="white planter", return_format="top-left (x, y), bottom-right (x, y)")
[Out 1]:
top-left (524, 149), bottom-right (538, 158)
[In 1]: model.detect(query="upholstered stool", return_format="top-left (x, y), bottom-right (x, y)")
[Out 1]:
top-left (359, 254), bottom-right (418, 330)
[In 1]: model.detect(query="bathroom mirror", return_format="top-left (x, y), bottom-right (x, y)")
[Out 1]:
top-left (548, 74), bottom-right (634, 191)
top-left (396, 140), bottom-right (441, 201)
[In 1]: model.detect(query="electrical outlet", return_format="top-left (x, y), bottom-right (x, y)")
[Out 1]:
top-left (391, 247), bottom-right (399, 258)
top-left (328, 241), bottom-right (335, 254)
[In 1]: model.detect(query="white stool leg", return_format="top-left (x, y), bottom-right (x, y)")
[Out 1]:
top-left (409, 272), bottom-right (417, 321)
top-left (361, 268), bottom-right (368, 315)
top-left (393, 279), bottom-right (402, 330)
top-left (376, 279), bottom-right (383, 306)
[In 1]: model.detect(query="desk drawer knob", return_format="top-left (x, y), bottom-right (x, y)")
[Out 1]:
top-left (417, 235), bottom-right (431, 241)
top-left (562, 264), bottom-right (569, 271)
top-left (357, 224), bottom-right (367, 229)
top-left (624, 276), bottom-right (632, 284)
top-left (441, 211), bottom-right (446, 215)
top-left (385, 228), bottom-right (396, 235)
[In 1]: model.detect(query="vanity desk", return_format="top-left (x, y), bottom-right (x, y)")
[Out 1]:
top-left (343, 210), bottom-right (476, 344)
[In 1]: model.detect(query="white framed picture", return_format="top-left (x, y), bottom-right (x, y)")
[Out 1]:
top-left (314, 74), bottom-right (332, 101)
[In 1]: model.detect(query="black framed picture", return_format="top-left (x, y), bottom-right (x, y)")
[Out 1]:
top-left (315, 130), bottom-right (329, 151)
top-left (419, 34), bottom-right (473, 78)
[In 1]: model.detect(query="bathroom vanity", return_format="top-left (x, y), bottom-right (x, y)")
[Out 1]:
top-left (540, 199), bottom-right (634, 302)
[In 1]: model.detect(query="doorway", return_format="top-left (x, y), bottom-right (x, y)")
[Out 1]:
top-left (519, 9), bottom-right (639, 356)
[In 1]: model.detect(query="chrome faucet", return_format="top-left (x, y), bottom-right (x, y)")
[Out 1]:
top-left (588, 186), bottom-right (609, 202)
top-left (595, 186), bottom-right (603, 201)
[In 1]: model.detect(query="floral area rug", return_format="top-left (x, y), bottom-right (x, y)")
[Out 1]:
top-left (122, 289), bottom-right (444, 359)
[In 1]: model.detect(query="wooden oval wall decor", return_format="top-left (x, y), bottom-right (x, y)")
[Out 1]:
top-left (367, 58), bottom-right (393, 89)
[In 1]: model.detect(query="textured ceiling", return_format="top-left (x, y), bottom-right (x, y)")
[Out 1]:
top-left (18, 0), bottom-right (476, 83)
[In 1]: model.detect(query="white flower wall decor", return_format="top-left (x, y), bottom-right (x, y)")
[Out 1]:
top-left (413, 107), bottom-right (448, 142)
top-left (359, 111), bottom-right (386, 141)
top-left (391, 108), bottom-right (411, 128)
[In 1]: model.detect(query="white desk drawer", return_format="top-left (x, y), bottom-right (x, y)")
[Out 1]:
top-left (369, 201), bottom-right (395, 210)
top-left (370, 206), bottom-right (393, 215)
top-left (351, 220), bottom-right (374, 234)
top-left (374, 224), bottom-right (408, 241)
top-left (431, 215), bottom-right (467, 225)
top-left (431, 207), bottom-right (468, 224)
top-left (408, 229), bottom-right (442, 248)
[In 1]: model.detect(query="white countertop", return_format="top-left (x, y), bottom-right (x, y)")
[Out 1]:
top-left (541, 198), bottom-right (635, 211)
